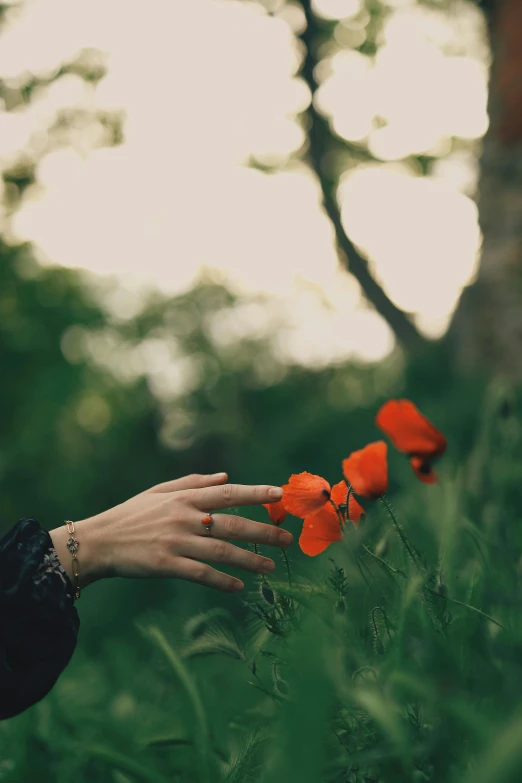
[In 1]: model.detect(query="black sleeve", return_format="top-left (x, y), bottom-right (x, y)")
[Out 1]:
top-left (0, 518), bottom-right (80, 720)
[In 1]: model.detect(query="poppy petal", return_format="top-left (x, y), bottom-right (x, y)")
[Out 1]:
top-left (348, 494), bottom-right (365, 524)
top-left (263, 500), bottom-right (287, 525)
top-left (342, 441), bottom-right (388, 499)
top-left (330, 480), bottom-right (350, 508)
top-left (282, 472), bottom-right (331, 518)
top-left (376, 399), bottom-right (447, 459)
top-left (410, 457), bottom-right (438, 484)
top-left (299, 504), bottom-right (342, 556)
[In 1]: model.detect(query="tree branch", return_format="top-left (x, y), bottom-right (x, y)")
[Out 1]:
top-left (298, 0), bottom-right (426, 352)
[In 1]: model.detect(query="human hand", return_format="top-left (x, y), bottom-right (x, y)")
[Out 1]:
top-left (50, 472), bottom-right (292, 595)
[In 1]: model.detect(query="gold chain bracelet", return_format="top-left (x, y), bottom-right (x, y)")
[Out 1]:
top-left (65, 520), bottom-right (81, 601)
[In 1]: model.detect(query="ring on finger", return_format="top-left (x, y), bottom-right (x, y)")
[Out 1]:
top-left (201, 513), bottom-right (215, 536)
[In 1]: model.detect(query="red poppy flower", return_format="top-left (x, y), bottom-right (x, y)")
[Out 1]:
top-left (298, 480), bottom-right (365, 556)
top-left (281, 472), bottom-right (331, 518)
top-left (376, 399), bottom-right (446, 484)
top-left (299, 503), bottom-right (343, 556)
top-left (329, 481), bottom-right (365, 525)
top-left (330, 480), bottom-right (349, 507)
top-left (263, 499), bottom-right (287, 525)
top-left (342, 441), bottom-right (388, 499)
top-left (410, 457), bottom-right (437, 485)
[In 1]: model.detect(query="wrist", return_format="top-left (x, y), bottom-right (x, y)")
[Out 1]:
top-left (50, 517), bottom-right (108, 592)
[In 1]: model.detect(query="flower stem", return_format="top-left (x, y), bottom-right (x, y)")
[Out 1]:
top-left (425, 588), bottom-right (504, 629)
top-left (329, 498), bottom-right (344, 526)
top-left (362, 543), bottom-right (406, 579)
top-left (380, 495), bottom-right (420, 570)
top-left (248, 662), bottom-right (280, 702)
top-left (281, 547), bottom-right (293, 587)
top-left (372, 606), bottom-right (392, 639)
top-left (354, 553), bottom-right (372, 588)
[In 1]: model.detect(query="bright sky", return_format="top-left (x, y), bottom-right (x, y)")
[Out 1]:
top-left (0, 0), bottom-right (489, 366)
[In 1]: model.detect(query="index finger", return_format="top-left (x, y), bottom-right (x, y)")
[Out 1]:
top-left (186, 483), bottom-right (284, 511)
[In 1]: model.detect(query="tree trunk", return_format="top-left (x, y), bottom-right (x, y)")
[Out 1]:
top-left (451, 0), bottom-right (522, 378)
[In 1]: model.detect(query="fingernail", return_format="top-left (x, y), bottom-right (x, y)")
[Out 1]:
top-left (233, 581), bottom-right (244, 592)
top-left (212, 472), bottom-right (227, 478)
top-left (280, 531), bottom-right (293, 546)
top-left (262, 560), bottom-right (276, 573)
top-left (268, 487), bottom-right (283, 499)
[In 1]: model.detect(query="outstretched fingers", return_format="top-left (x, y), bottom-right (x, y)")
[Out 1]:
top-left (149, 472), bottom-right (228, 494)
top-left (180, 536), bottom-right (276, 576)
top-left (172, 558), bottom-right (244, 593)
top-left (193, 513), bottom-right (292, 547)
top-left (188, 483), bottom-right (284, 511)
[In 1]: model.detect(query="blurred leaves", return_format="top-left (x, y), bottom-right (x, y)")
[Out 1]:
top-left (181, 625), bottom-right (246, 662)
top-left (221, 726), bottom-right (269, 783)
top-left (139, 625), bottom-right (213, 782)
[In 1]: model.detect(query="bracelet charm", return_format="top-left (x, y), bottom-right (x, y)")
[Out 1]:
top-left (65, 520), bottom-right (80, 601)
top-left (67, 535), bottom-right (79, 554)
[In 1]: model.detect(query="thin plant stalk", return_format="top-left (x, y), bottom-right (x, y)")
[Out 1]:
top-left (362, 543), bottom-right (406, 579)
top-left (425, 588), bottom-right (504, 629)
top-left (280, 547), bottom-right (293, 587)
top-left (247, 662), bottom-right (280, 703)
top-left (380, 495), bottom-right (420, 570)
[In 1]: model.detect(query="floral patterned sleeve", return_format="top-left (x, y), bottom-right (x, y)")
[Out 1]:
top-left (0, 518), bottom-right (80, 720)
